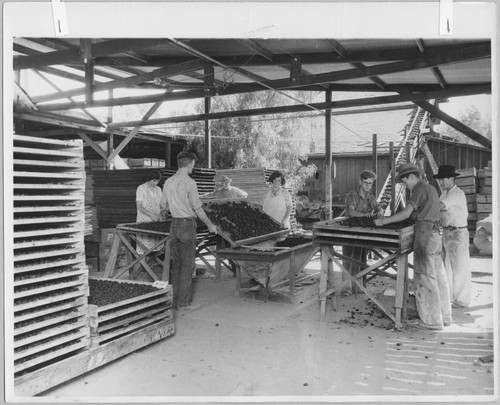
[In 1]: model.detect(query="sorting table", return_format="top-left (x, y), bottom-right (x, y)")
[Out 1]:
top-left (313, 219), bottom-right (414, 328)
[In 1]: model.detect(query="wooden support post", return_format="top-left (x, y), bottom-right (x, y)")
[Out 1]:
top-left (372, 133), bottom-right (378, 193)
top-left (162, 239), bottom-right (171, 282)
top-left (204, 63), bottom-right (214, 168)
top-left (325, 90), bottom-right (332, 219)
top-left (390, 142), bottom-right (395, 215)
top-left (88, 304), bottom-right (99, 349)
top-left (289, 250), bottom-right (296, 296)
top-left (215, 236), bottom-right (223, 280)
top-left (104, 230), bottom-right (122, 277)
top-left (319, 247), bottom-right (329, 320)
top-left (394, 253), bottom-right (409, 325)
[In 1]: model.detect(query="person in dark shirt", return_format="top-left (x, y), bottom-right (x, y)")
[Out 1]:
top-left (374, 163), bottom-right (452, 330)
top-left (342, 170), bottom-right (384, 295)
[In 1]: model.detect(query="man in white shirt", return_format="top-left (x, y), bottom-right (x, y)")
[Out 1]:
top-left (434, 165), bottom-right (471, 308)
top-left (160, 152), bottom-right (217, 310)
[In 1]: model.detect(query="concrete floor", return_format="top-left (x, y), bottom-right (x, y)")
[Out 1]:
top-left (41, 254), bottom-right (496, 403)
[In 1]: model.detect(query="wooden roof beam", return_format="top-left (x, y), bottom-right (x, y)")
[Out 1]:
top-left (33, 59), bottom-right (206, 104)
top-left (413, 100), bottom-right (491, 149)
top-left (77, 42), bottom-right (489, 68)
top-left (106, 83), bottom-right (491, 128)
top-left (416, 38), bottom-right (448, 89)
top-left (14, 38), bottom-right (170, 70)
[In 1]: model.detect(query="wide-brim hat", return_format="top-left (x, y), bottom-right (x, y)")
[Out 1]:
top-left (395, 163), bottom-right (421, 182)
top-left (433, 165), bottom-right (460, 179)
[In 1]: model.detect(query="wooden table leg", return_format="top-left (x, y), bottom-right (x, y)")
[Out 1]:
top-left (235, 264), bottom-right (241, 298)
top-left (394, 252), bottom-right (408, 325)
top-left (289, 251), bottom-right (296, 296)
top-left (162, 238), bottom-right (171, 282)
top-left (319, 247), bottom-right (329, 320)
top-left (103, 230), bottom-right (121, 278)
top-left (215, 236), bottom-right (223, 281)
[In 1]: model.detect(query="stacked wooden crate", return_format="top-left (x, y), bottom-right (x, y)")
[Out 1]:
top-left (89, 168), bottom-right (215, 228)
top-left (476, 161), bottom-right (492, 222)
top-left (85, 228), bottom-right (128, 273)
top-left (455, 168), bottom-right (478, 238)
top-left (84, 174), bottom-right (97, 236)
top-left (13, 135), bottom-right (90, 380)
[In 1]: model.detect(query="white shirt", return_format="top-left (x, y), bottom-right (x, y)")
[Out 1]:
top-left (439, 185), bottom-right (468, 227)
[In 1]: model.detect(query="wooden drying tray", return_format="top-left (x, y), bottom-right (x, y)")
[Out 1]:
top-left (203, 199), bottom-right (290, 247)
top-left (313, 219), bottom-right (414, 251)
top-left (116, 220), bottom-right (171, 236)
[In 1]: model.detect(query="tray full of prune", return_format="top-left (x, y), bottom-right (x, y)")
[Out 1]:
top-left (338, 217), bottom-right (415, 230)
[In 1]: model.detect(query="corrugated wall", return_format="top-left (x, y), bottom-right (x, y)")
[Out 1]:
top-left (305, 138), bottom-right (492, 202)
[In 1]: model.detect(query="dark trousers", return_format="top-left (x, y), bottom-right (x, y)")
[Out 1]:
top-left (170, 217), bottom-right (197, 308)
top-left (342, 246), bottom-right (367, 293)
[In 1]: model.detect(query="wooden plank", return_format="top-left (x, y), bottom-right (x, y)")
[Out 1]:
top-left (13, 134), bottom-right (84, 147)
top-left (476, 194), bottom-right (493, 203)
top-left (15, 339), bottom-right (89, 374)
top-left (14, 247), bottom-right (83, 262)
top-left (14, 217), bottom-right (83, 226)
top-left (13, 225), bottom-right (81, 239)
top-left (15, 330), bottom-right (88, 362)
top-left (14, 195), bottom-right (84, 202)
top-left (13, 146), bottom-right (83, 158)
top-left (98, 295), bottom-right (170, 323)
top-left (14, 267), bottom-right (86, 287)
top-left (14, 205), bottom-right (84, 213)
top-left (458, 185), bottom-right (477, 195)
top-left (14, 158), bottom-right (84, 168)
top-left (313, 230), bottom-right (399, 244)
top-left (14, 319), bottom-right (175, 396)
top-left (14, 278), bottom-right (88, 299)
top-left (14, 287), bottom-right (88, 312)
top-left (97, 286), bottom-right (169, 313)
top-left (15, 236), bottom-right (81, 250)
top-left (15, 307), bottom-right (88, 336)
top-left (99, 312), bottom-right (172, 344)
top-left (14, 318), bottom-right (88, 348)
top-left (14, 257), bottom-right (85, 274)
top-left (14, 297), bottom-right (87, 323)
top-left (14, 184), bottom-right (84, 190)
top-left (14, 171), bottom-right (85, 179)
top-left (99, 306), bottom-right (170, 332)
top-left (476, 203), bottom-right (492, 213)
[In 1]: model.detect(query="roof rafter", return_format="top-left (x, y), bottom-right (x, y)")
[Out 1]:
top-left (14, 38), bottom-right (170, 70)
top-left (103, 83), bottom-right (490, 128)
top-left (33, 59), bottom-right (207, 103)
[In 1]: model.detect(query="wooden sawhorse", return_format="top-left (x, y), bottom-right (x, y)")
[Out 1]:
top-left (318, 244), bottom-right (410, 328)
top-left (104, 223), bottom-right (171, 282)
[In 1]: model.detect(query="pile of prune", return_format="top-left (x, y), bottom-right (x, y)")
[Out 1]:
top-left (203, 200), bottom-right (283, 241)
top-left (339, 217), bottom-right (415, 230)
top-left (88, 279), bottom-right (157, 307)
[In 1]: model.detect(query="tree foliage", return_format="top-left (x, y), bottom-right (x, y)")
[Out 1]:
top-left (440, 105), bottom-right (492, 145)
top-left (178, 90), bottom-right (318, 193)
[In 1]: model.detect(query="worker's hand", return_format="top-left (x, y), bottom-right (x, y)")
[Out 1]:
top-left (208, 224), bottom-right (218, 234)
top-left (376, 211), bottom-right (385, 219)
top-left (365, 212), bottom-right (375, 219)
top-left (149, 213), bottom-right (161, 222)
top-left (373, 218), bottom-right (385, 227)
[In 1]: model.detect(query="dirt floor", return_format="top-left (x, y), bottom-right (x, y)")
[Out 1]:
top-left (39, 252), bottom-right (496, 404)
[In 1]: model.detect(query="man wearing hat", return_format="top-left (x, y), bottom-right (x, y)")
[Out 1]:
top-left (434, 165), bottom-right (471, 308)
top-left (342, 169), bottom-right (385, 295)
top-left (374, 163), bottom-right (451, 330)
top-left (201, 175), bottom-right (248, 200)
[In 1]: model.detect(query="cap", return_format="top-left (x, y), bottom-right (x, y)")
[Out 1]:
top-left (395, 163), bottom-right (421, 182)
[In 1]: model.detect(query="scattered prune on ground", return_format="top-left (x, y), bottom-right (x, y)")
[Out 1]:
top-left (339, 217), bottom-right (415, 229)
top-left (88, 279), bottom-right (157, 307)
top-left (203, 200), bottom-right (283, 241)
